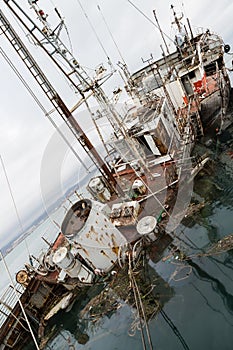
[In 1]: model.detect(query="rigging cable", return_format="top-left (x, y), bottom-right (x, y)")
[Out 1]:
top-left (0, 47), bottom-right (89, 172)
top-left (0, 154), bottom-right (31, 260)
top-left (96, 3), bottom-right (127, 66)
top-left (0, 300), bottom-right (29, 331)
top-left (53, 5), bottom-right (74, 54)
top-left (75, 0), bottom-right (111, 62)
top-left (143, 244), bottom-right (191, 350)
top-left (126, 0), bottom-right (174, 45)
top-left (128, 255), bottom-right (153, 350)
top-left (0, 251), bottom-right (40, 350)
top-left (159, 307), bottom-right (190, 350)
top-left (48, 0), bottom-right (57, 8)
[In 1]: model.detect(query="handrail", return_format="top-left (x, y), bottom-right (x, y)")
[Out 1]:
top-left (0, 284), bottom-right (25, 327)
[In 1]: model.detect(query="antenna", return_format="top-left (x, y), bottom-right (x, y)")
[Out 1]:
top-left (76, 0), bottom-right (112, 64)
top-left (171, 4), bottom-right (183, 33)
top-left (96, 3), bottom-right (127, 65)
top-left (95, 3), bottom-right (134, 95)
top-left (4, 0), bottom-right (125, 138)
top-left (153, 9), bottom-right (170, 55)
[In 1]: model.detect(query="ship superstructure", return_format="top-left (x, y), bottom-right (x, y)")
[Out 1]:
top-left (0, 2), bottom-right (232, 349)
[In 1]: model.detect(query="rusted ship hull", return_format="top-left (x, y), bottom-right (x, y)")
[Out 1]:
top-left (0, 2), bottom-right (232, 350)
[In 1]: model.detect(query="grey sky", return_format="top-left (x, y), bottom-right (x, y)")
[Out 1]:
top-left (0, 0), bottom-right (233, 248)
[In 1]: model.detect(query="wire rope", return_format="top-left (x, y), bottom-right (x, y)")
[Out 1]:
top-left (126, 0), bottom-right (174, 45)
top-left (96, 2), bottom-right (127, 65)
top-left (75, 0), bottom-right (110, 61)
top-left (0, 46), bottom-right (89, 172)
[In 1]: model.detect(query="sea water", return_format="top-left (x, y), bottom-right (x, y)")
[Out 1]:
top-left (0, 205), bottom-right (66, 296)
top-left (2, 127), bottom-right (233, 350)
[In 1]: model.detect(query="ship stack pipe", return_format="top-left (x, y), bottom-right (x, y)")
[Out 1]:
top-left (61, 199), bottom-right (128, 273)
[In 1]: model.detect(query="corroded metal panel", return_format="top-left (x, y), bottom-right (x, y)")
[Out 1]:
top-left (29, 284), bottom-right (52, 309)
top-left (62, 200), bottom-right (128, 272)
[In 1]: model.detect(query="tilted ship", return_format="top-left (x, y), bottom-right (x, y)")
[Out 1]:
top-left (0, 1), bottom-right (232, 349)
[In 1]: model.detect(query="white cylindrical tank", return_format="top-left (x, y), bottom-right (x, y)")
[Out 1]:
top-left (52, 246), bottom-right (93, 282)
top-left (52, 247), bottom-right (74, 270)
top-left (61, 199), bottom-right (128, 272)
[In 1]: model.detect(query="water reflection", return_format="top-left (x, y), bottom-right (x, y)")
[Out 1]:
top-left (47, 258), bottom-right (171, 338)
top-left (26, 126), bottom-right (233, 350)
top-left (189, 259), bottom-right (233, 316)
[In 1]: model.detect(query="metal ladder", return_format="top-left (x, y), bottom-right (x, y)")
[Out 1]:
top-left (0, 9), bottom-right (116, 187)
top-left (190, 96), bottom-right (204, 138)
top-left (3, 0), bottom-right (92, 95)
top-left (3, 0), bottom-right (126, 139)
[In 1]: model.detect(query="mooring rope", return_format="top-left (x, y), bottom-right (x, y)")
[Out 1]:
top-left (128, 255), bottom-right (154, 350)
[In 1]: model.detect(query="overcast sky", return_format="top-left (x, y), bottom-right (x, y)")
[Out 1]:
top-left (0, 0), bottom-right (233, 248)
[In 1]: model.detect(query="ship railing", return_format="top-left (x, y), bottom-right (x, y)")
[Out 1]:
top-left (195, 28), bottom-right (223, 44)
top-left (0, 284), bottom-right (25, 328)
top-left (194, 27), bottom-right (210, 36)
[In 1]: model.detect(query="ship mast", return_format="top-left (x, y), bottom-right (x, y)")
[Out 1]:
top-left (171, 5), bottom-right (183, 33)
top-left (0, 5), bottom-right (120, 194)
top-left (3, 0), bottom-right (125, 137)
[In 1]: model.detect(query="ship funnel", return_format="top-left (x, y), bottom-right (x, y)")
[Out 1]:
top-left (61, 199), bottom-right (127, 272)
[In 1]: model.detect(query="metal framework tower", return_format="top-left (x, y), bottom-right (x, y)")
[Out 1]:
top-left (0, 6), bottom-right (119, 192)
top-left (3, 0), bottom-right (125, 136)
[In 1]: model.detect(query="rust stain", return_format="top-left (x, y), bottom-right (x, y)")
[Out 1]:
top-left (112, 246), bottom-right (119, 255)
top-left (90, 225), bottom-right (98, 235)
top-left (100, 250), bottom-right (110, 258)
top-left (79, 244), bottom-right (89, 256)
top-left (85, 232), bottom-right (90, 239)
top-left (111, 234), bottom-right (119, 255)
top-left (111, 234), bottom-right (117, 246)
top-left (82, 248), bottom-right (89, 256)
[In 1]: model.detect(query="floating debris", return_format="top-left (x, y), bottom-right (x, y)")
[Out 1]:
top-left (0, 0), bottom-right (232, 348)
top-left (207, 234), bottom-right (233, 254)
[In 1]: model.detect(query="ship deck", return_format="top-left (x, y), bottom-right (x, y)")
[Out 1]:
top-left (110, 155), bottom-right (178, 243)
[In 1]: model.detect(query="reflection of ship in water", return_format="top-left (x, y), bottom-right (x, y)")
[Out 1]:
top-left (41, 243), bottom-right (181, 350)
top-left (181, 132), bottom-right (233, 245)
top-left (40, 228), bottom-right (225, 350)
top-left (0, 1), bottom-right (232, 349)
top-left (188, 258), bottom-right (233, 317)
top-left (38, 130), bottom-right (233, 349)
